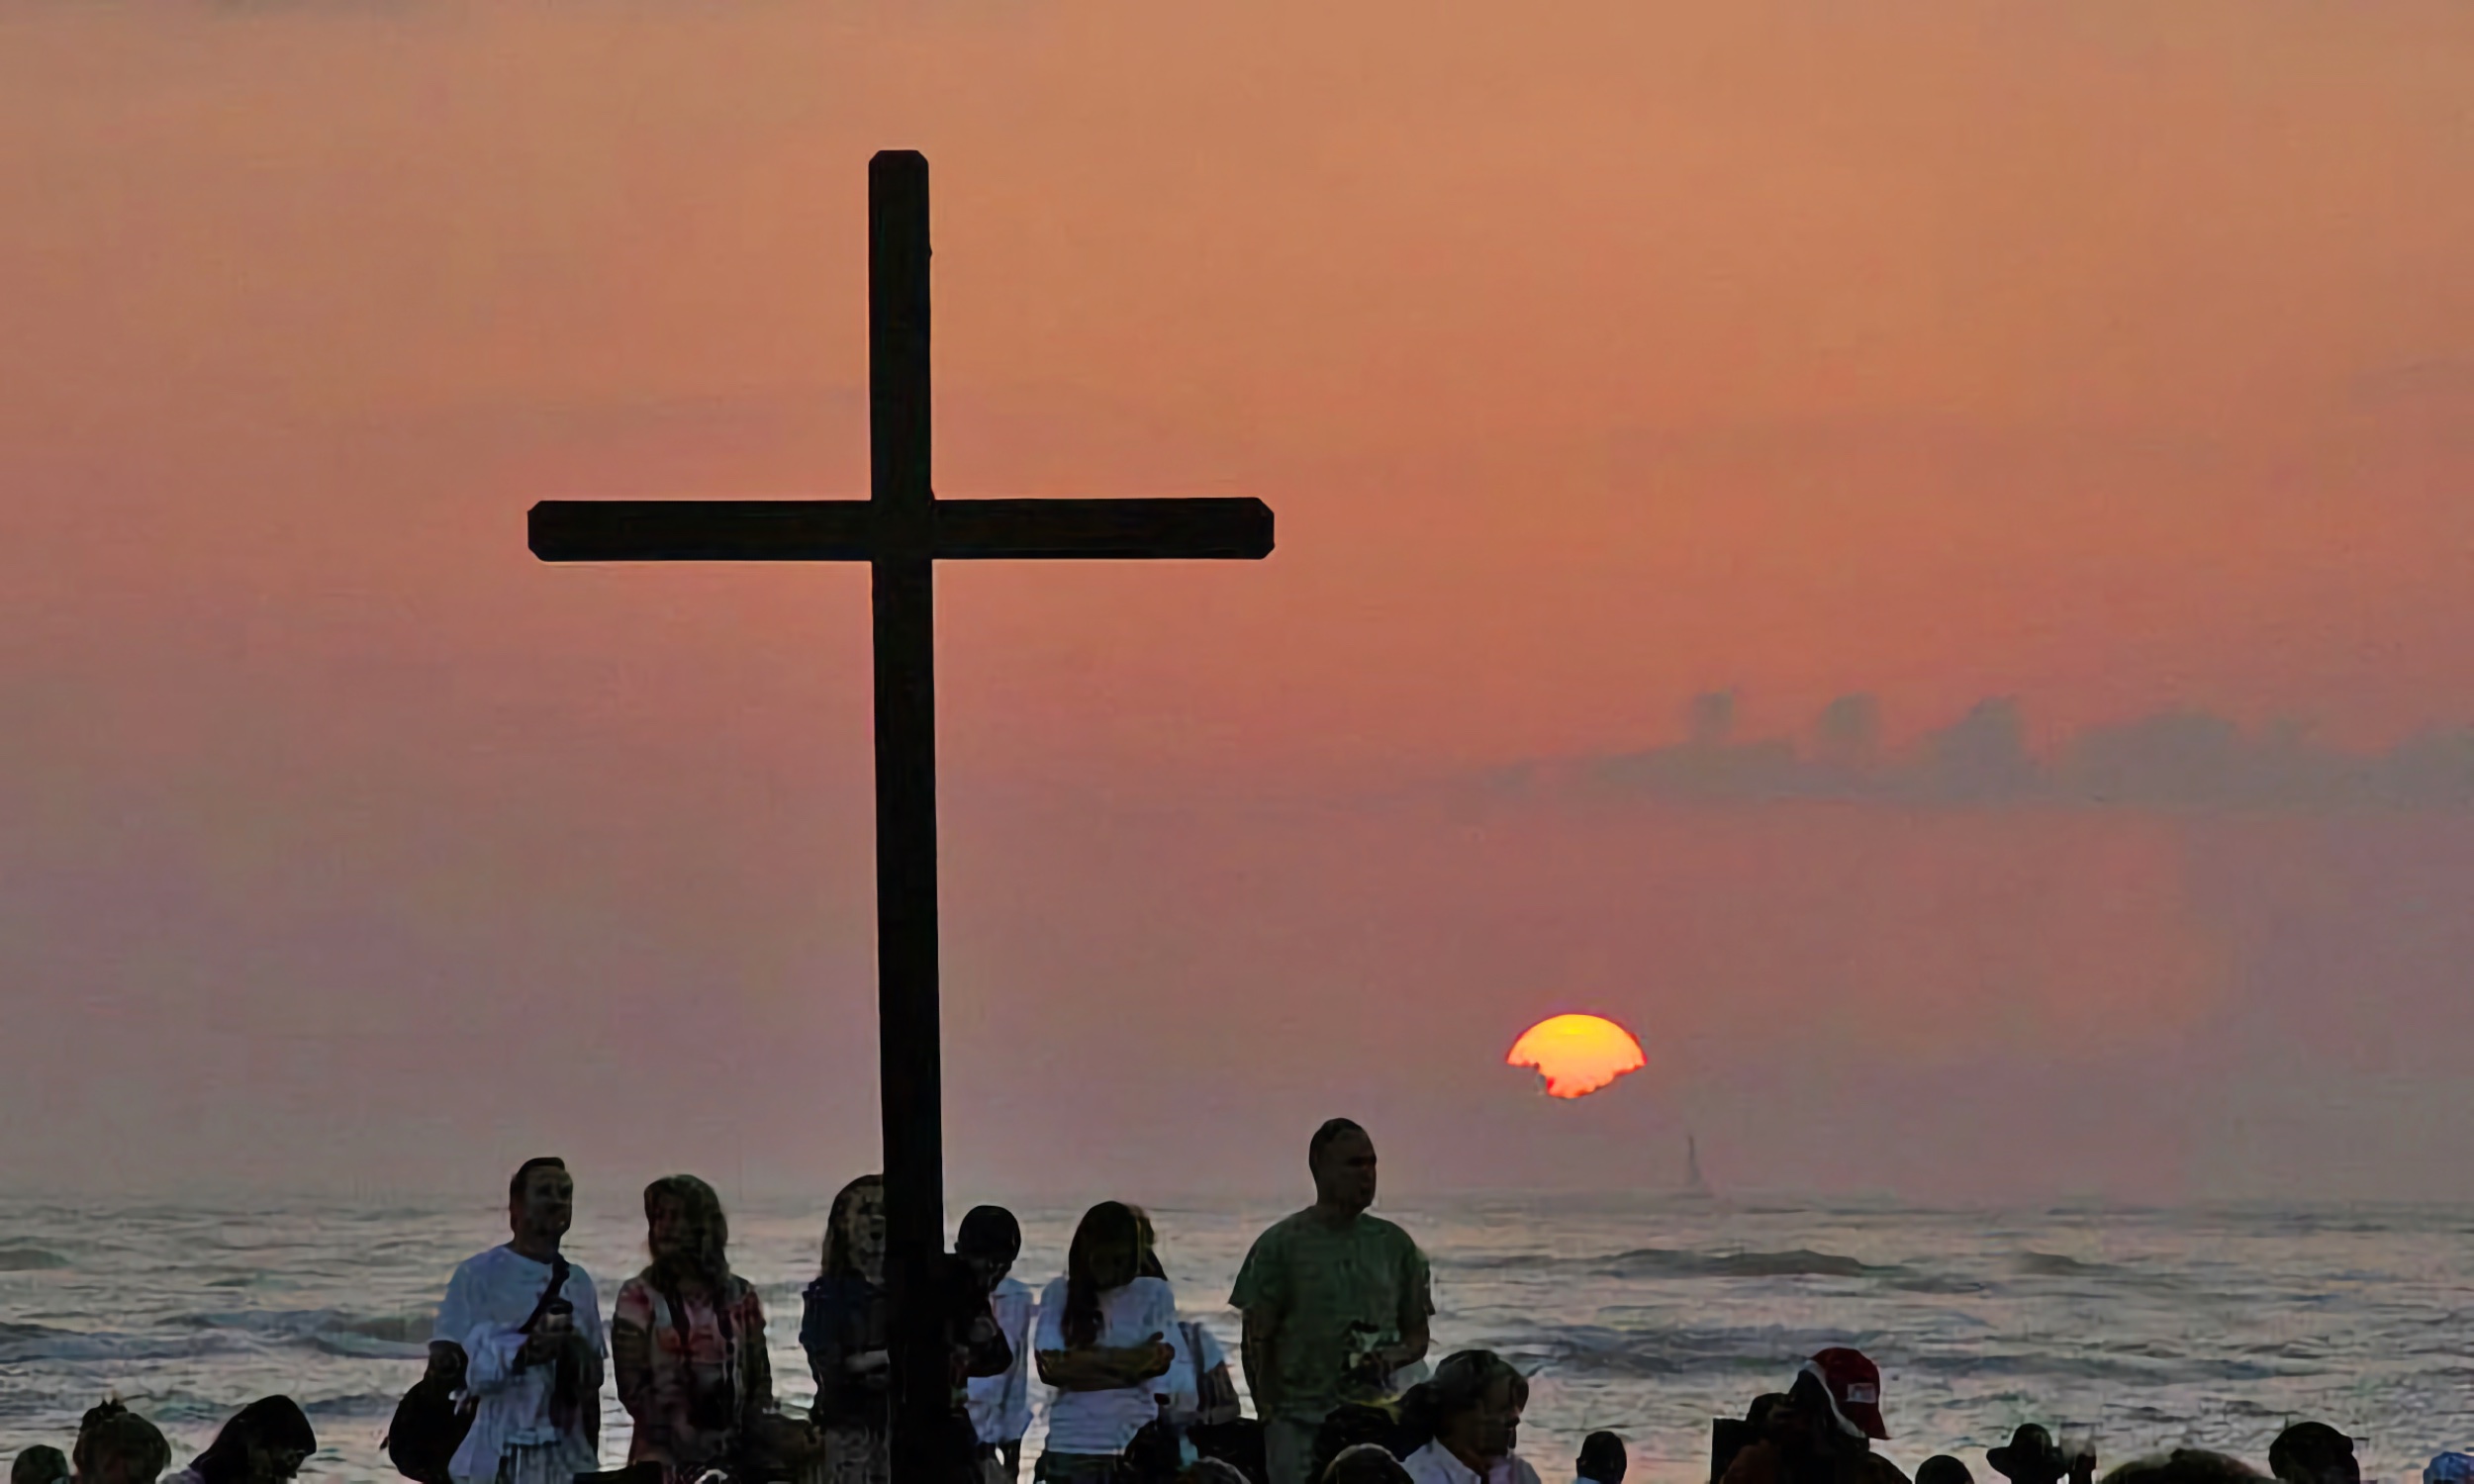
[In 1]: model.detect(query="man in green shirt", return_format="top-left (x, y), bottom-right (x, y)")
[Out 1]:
top-left (1231, 1118), bottom-right (1435, 1484)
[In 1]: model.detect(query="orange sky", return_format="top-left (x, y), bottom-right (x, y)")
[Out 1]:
top-left (4, 0), bottom-right (2473, 1200)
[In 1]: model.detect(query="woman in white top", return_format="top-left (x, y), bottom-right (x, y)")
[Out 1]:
top-left (1397, 1350), bottom-right (1542, 1484)
top-left (1032, 1201), bottom-right (1179, 1484)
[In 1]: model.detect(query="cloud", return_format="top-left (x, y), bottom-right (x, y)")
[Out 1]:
top-left (1522, 694), bottom-right (2474, 812)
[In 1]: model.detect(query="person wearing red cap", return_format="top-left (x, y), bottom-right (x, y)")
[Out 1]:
top-left (1718, 1349), bottom-right (1907, 1484)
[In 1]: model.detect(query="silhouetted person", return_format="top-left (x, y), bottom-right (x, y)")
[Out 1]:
top-left (2268, 1428), bottom-right (2357, 1484)
top-left (1234, 1119), bottom-right (1435, 1484)
top-left (1312, 1410), bottom-right (1405, 1484)
top-left (1916, 1460), bottom-right (1973, 1484)
top-left (163, 1397), bottom-right (316, 1484)
top-left (73, 1402), bottom-right (171, 1484)
top-left (959, 1206), bottom-right (1035, 1484)
top-left (1989, 1429), bottom-right (2085, 1484)
top-left (2424, 1454), bottom-right (2474, 1484)
top-left (432, 1157), bottom-right (607, 1484)
top-left (804, 1175), bottom-right (894, 1484)
top-left (15, 1448), bottom-right (70, 1484)
top-left (1325, 1448), bottom-right (1415, 1484)
top-left (1033, 1201), bottom-right (1180, 1484)
top-left (1577, 1435), bottom-right (1627, 1484)
top-left (2099, 1453), bottom-right (2261, 1484)
top-left (1718, 1351), bottom-right (1907, 1484)
top-left (1395, 1349), bottom-right (1540, 1484)
top-left (612, 1175), bottom-right (774, 1484)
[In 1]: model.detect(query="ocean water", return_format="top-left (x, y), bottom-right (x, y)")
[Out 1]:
top-left (5, 1194), bottom-right (2472, 1484)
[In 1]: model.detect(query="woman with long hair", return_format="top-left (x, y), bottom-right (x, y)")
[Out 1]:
top-left (801, 1175), bottom-right (893, 1484)
top-left (613, 1174), bottom-right (775, 1483)
top-left (162, 1398), bottom-right (315, 1484)
top-left (1394, 1351), bottom-right (1538, 1484)
top-left (1031, 1202), bottom-right (1180, 1484)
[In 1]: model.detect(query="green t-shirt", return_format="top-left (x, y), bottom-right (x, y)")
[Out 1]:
top-left (1227, 1207), bottom-right (1434, 1423)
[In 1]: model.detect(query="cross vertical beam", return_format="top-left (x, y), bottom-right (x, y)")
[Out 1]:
top-left (869, 149), bottom-right (948, 1484)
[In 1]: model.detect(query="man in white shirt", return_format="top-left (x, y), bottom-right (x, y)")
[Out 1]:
top-left (429, 1157), bottom-right (607, 1484)
top-left (957, 1206), bottom-right (1036, 1484)
top-left (1399, 1350), bottom-right (1542, 1484)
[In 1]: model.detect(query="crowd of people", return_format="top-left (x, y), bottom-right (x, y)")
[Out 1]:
top-left (5, 1118), bottom-right (2448, 1484)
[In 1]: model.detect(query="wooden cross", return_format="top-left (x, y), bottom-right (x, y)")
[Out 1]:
top-left (527, 151), bottom-right (1274, 1478)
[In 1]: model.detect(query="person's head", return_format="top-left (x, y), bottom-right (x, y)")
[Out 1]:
top-left (1788, 1349), bottom-right (1888, 1453)
top-left (1315, 1406), bottom-right (1404, 1482)
top-left (73, 1401), bottom-right (171, 1484)
top-left (1069, 1201), bottom-right (1146, 1292)
top-left (1309, 1118), bottom-right (1379, 1215)
top-left (1746, 1393), bottom-right (1793, 1442)
top-left (507, 1157), bottom-right (573, 1248)
top-left (189, 1397), bottom-right (315, 1484)
top-left (15, 1446), bottom-right (71, 1484)
top-left (1180, 1462), bottom-right (1255, 1484)
top-left (2101, 1451), bottom-right (2262, 1484)
top-left (1578, 1432), bottom-right (1628, 1484)
top-left (955, 1205), bottom-right (1021, 1290)
top-left (1323, 1445), bottom-right (1413, 1484)
top-left (1421, 1349), bottom-right (1530, 1466)
top-left (644, 1173), bottom-right (731, 1288)
top-left (1063, 1201), bottom-right (1146, 1345)
top-left (2425, 1453), bottom-right (2474, 1484)
top-left (1918, 1457), bottom-right (1976, 1484)
top-left (2270, 1427), bottom-right (2358, 1484)
top-left (1988, 1427), bottom-right (2068, 1484)
top-left (822, 1174), bottom-right (888, 1283)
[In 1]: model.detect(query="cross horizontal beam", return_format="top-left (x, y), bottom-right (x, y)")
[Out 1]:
top-left (527, 497), bottom-right (1275, 563)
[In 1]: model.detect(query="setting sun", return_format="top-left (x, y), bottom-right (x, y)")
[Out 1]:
top-left (1505, 1013), bottom-right (1647, 1099)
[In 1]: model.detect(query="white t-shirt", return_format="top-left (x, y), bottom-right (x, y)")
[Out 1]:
top-left (1033, 1274), bottom-right (1180, 1455)
top-left (1401, 1442), bottom-right (1544, 1484)
top-left (968, 1275), bottom-right (1037, 1444)
top-left (432, 1244), bottom-right (606, 1484)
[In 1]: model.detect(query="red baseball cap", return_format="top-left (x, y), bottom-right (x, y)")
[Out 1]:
top-left (1799, 1348), bottom-right (1888, 1440)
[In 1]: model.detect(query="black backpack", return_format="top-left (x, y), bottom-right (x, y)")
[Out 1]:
top-left (384, 1376), bottom-right (472, 1484)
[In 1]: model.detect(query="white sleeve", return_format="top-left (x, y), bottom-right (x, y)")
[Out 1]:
top-left (1033, 1281), bottom-right (1069, 1352)
top-left (573, 1269), bottom-right (607, 1357)
top-left (1192, 1321), bottom-right (1227, 1372)
top-left (433, 1262), bottom-right (475, 1346)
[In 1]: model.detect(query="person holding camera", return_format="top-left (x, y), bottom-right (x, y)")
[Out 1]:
top-left (431, 1157), bottom-right (608, 1484)
top-left (613, 1175), bottom-right (780, 1484)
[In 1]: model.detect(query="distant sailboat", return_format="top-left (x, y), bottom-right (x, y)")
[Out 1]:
top-left (1682, 1131), bottom-right (1715, 1200)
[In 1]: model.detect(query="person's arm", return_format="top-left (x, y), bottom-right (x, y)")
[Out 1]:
top-left (610, 1285), bottom-right (659, 1444)
top-left (1380, 1243), bottom-right (1435, 1374)
top-left (741, 1288), bottom-right (775, 1418)
top-left (429, 1267), bottom-right (474, 1386)
top-left (611, 1320), bottom-right (657, 1424)
top-left (1230, 1231), bottom-right (1288, 1419)
top-left (962, 1301), bottom-right (1013, 1381)
top-left (1238, 1308), bottom-right (1282, 1418)
top-left (1035, 1335), bottom-right (1176, 1392)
